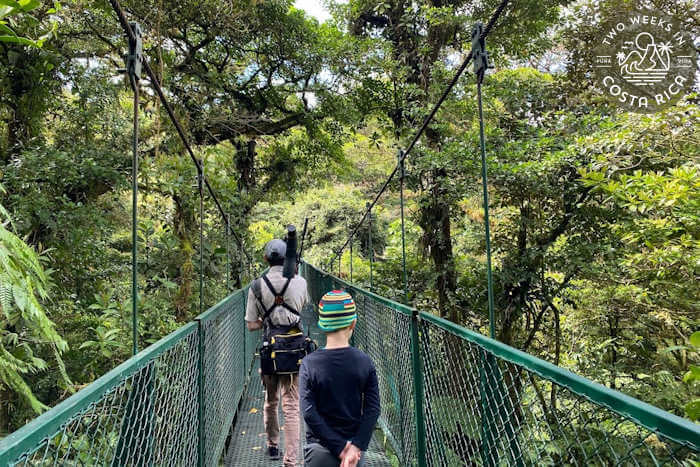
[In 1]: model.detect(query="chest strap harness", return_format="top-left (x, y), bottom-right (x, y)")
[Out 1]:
top-left (255, 274), bottom-right (299, 325)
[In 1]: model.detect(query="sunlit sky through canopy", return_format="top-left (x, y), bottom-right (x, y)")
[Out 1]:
top-left (294, 0), bottom-right (331, 22)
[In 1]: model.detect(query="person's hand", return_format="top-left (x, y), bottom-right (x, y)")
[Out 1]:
top-left (338, 442), bottom-right (351, 460)
top-left (339, 443), bottom-right (362, 467)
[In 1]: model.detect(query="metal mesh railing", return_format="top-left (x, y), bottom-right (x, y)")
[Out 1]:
top-left (2, 266), bottom-right (698, 466)
top-left (0, 289), bottom-right (253, 467)
top-left (419, 316), bottom-right (699, 466)
top-left (0, 323), bottom-right (201, 466)
top-left (198, 288), bottom-right (249, 466)
top-left (301, 262), bottom-right (700, 467)
top-left (302, 262), bottom-right (417, 465)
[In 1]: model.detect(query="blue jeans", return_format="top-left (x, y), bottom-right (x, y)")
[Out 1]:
top-left (303, 443), bottom-right (367, 467)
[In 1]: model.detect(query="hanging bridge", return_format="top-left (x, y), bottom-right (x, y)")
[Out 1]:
top-left (0, 262), bottom-right (698, 465)
top-left (1, 0), bottom-right (699, 464)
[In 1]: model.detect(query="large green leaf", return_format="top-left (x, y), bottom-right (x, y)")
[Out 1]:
top-left (18, 0), bottom-right (40, 12)
top-left (0, 0), bottom-right (22, 10)
top-left (690, 331), bottom-right (700, 348)
top-left (684, 399), bottom-right (700, 421)
top-left (0, 34), bottom-right (36, 45)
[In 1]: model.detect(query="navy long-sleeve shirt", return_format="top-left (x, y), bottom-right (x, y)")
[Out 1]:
top-left (299, 346), bottom-right (381, 457)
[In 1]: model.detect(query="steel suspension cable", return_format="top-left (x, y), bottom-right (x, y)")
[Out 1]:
top-left (107, 0), bottom-right (252, 266)
top-left (474, 34), bottom-right (496, 339)
top-left (199, 170), bottom-right (204, 315)
top-left (398, 150), bottom-right (408, 303)
top-left (225, 215), bottom-right (230, 292)
top-left (328, 0), bottom-right (512, 268)
top-left (129, 72), bottom-right (139, 356)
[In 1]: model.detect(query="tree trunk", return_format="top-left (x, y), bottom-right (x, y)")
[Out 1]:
top-left (418, 167), bottom-right (457, 319)
top-left (173, 193), bottom-right (195, 321)
top-left (235, 139), bottom-right (256, 193)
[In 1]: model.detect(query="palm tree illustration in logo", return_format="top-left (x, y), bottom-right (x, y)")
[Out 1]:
top-left (618, 32), bottom-right (672, 86)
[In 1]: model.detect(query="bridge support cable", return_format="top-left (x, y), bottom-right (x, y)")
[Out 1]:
top-left (472, 22), bottom-right (496, 340)
top-left (126, 22), bottom-right (142, 356)
top-left (350, 230), bottom-right (353, 282)
top-left (327, 0), bottom-right (512, 271)
top-left (367, 202), bottom-right (373, 291)
top-left (226, 214), bottom-right (230, 292)
top-left (198, 169), bottom-right (204, 316)
top-left (398, 149), bottom-right (408, 304)
top-left (107, 0), bottom-right (252, 267)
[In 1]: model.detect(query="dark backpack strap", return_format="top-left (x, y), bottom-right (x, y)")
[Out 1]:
top-left (252, 278), bottom-right (263, 306)
top-left (261, 275), bottom-right (299, 323)
top-left (261, 274), bottom-right (280, 296)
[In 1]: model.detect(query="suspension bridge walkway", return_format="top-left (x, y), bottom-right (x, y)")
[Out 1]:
top-left (1, 0), bottom-right (698, 464)
top-left (0, 262), bottom-right (698, 466)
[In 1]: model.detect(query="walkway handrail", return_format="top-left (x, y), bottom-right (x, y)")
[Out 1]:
top-left (0, 288), bottom-right (255, 467)
top-left (419, 312), bottom-right (700, 449)
top-left (302, 262), bottom-right (700, 466)
top-left (0, 323), bottom-right (199, 465)
top-left (1, 266), bottom-right (698, 466)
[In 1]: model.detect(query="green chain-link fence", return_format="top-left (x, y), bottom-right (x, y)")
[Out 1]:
top-left (2, 266), bottom-right (698, 466)
top-left (0, 288), bottom-right (253, 467)
top-left (0, 322), bottom-right (201, 466)
top-left (301, 262), bottom-right (700, 467)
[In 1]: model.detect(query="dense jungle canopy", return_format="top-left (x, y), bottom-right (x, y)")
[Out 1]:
top-left (0, 0), bottom-right (698, 436)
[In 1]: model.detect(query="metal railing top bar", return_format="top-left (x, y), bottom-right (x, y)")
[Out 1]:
top-left (303, 262), bottom-right (414, 316)
top-left (195, 287), bottom-right (248, 324)
top-left (419, 311), bottom-right (700, 450)
top-left (106, 0), bottom-right (252, 264)
top-left (0, 322), bottom-right (199, 465)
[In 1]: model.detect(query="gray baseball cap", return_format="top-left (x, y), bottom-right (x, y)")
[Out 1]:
top-left (264, 239), bottom-right (286, 260)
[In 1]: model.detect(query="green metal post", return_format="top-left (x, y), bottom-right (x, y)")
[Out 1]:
top-left (125, 18), bottom-right (142, 357)
top-left (350, 234), bottom-right (353, 282)
top-left (242, 290), bottom-right (247, 381)
top-left (130, 76), bottom-right (139, 356)
top-left (197, 320), bottom-right (205, 467)
top-left (477, 74), bottom-right (495, 339)
top-left (410, 310), bottom-right (428, 467)
top-left (198, 170), bottom-right (204, 315)
top-left (112, 363), bottom-right (155, 467)
top-left (225, 216), bottom-right (230, 292)
top-left (398, 150), bottom-right (408, 304)
top-left (479, 351), bottom-right (497, 467)
top-left (367, 202), bottom-right (373, 292)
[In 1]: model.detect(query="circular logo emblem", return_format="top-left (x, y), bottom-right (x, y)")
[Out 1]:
top-left (593, 11), bottom-right (696, 113)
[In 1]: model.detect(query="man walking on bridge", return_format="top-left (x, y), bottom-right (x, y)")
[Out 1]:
top-left (246, 238), bottom-right (310, 466)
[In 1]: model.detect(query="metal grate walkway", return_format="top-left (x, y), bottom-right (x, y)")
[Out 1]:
top-left (224, 359), bottom-right (392, 466)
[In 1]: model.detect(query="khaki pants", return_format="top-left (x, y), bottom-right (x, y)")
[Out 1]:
top-left (262, 373), bottom-right (299, 466)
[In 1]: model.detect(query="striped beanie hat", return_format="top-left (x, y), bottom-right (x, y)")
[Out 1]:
top-left (318, 290), bottom-right (356, 331)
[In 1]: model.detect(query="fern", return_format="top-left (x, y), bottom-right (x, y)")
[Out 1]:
top-left (0, 195), bottom-right (68, 414)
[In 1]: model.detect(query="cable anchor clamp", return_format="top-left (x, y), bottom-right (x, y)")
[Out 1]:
top-left (471, 22), bottom-right (491, 83)
top-left (125, 22), bottom-right (143, 84)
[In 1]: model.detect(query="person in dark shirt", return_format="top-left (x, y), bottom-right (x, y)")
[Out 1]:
top-left (300, 290), bottom-right (381, 467)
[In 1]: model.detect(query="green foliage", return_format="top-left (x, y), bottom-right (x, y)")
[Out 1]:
top-left (0, 0), bottom-right (59, 48)
top-left (0, 193), bottom-right (68, 415)
top-left (0, 0), bottom-right (696, 438)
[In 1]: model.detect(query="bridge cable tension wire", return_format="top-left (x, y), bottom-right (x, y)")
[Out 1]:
top-left (472, 21), bottom-right (497, 339)
top-left (328, 0), bottom-right (512, 269)
top-left (126, 22), bottom-right (142, 355)
top-left (107, 0), bottom-right (253, 269)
